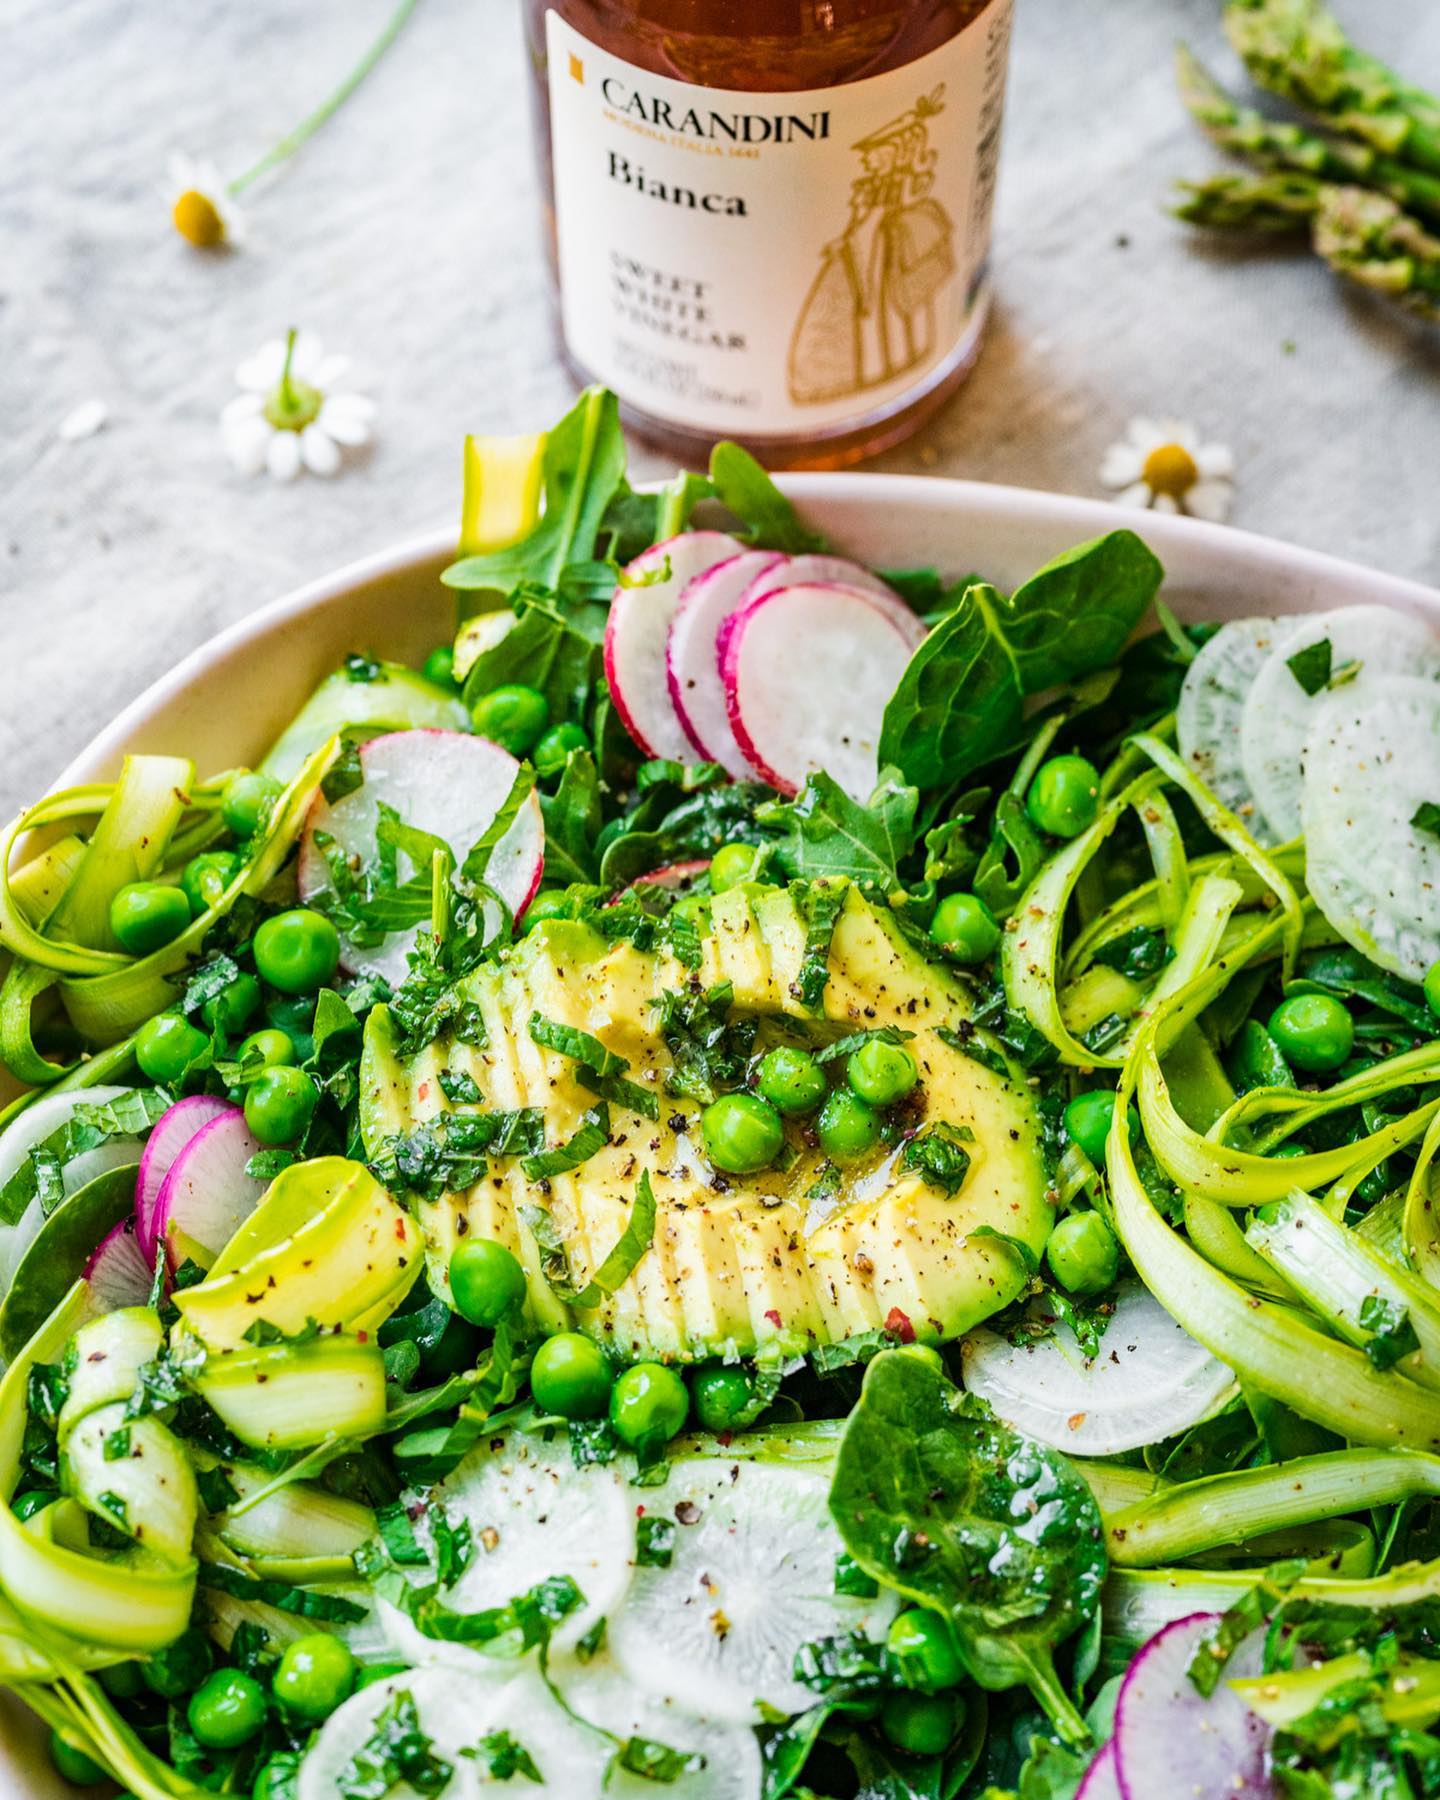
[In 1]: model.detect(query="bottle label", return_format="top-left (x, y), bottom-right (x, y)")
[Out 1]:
top-left (545, 5), bottom-right (1012, 438)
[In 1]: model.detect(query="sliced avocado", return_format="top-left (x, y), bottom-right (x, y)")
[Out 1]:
top-left (364, 884), bottom-right (1049, 1363)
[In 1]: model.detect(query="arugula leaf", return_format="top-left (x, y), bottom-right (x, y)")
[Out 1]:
top-left (338, 1689), bottom-right (453, 1800)
top-left (973, 790), bottom-right (1050, 919)
top-left (539, 749), bottom-right (603, 885)
top-left (521, 1170), bottom-right (657, 1308)
top-left (758, 769), bottom-right (919, 890)
top-left (459, 590), bottom-right (606, 725)
top-left (708, 441), bottom-right (825, 553)
top-left (520, 1105), bottom-right (611, 1181)
top-left (599, 777), bottom-right (767, 889)
top-left (1286, 637), bottom-right (1333, 695)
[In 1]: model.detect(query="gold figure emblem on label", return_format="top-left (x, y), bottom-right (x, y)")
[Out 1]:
top-left (788, 86), bottom-right (958, 406)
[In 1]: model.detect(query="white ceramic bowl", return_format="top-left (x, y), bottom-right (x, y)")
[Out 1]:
top-left (5, 474), bottom-right (1439, 1794)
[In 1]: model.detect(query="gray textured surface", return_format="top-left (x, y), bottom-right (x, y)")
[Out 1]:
top-left (2, 0), bottom-right (1438, 818)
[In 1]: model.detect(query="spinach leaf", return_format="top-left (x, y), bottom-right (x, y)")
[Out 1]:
top-left (758, 769), bottom-right (919, 890)
top-left (997, 530), bottom-right (1163, 695)
top-left (827, 1352), bottom-right (1105, 1748)
top-left (709, 441), bottom-right (825, 553)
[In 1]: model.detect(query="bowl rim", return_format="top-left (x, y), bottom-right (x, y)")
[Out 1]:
top-left (48, 470), bottom-right (1440, 800)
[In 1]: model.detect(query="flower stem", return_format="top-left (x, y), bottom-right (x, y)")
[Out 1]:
top-left (228, 0), bottom-right (422, 196)
top-left (278, 328), bottom-right (300, 410)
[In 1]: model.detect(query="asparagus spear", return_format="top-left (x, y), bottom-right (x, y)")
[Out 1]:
top-left (1173, 171), bottom-right (1320, 232)
top-left (1177, 45), bottom-right (1440, 228)
top-left (1311, 182), bottom-right (1440, 314)
top-left (1224, 0), bottom-right (1440, 174)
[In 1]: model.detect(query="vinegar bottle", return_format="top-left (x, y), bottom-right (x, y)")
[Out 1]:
top-left (522, 0), bottom-right (1014, 468)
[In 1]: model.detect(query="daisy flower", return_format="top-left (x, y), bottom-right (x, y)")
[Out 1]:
top-left (222, 329), bottom-right (376, 481)
top-left (1099, 418), bottom-right (1236, 521)
top-left (166, 153), bottom-right (246, 249)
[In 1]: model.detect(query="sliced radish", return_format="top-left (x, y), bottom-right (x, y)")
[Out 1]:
top-left (1241, 605), bottom-right (1440, 844)
top-left (960, 1280), bottom-right (1237, 1456)
top-left (563, 1657), bottom-right (763, 1800)
top-left (1302, 675), bottom-right (1440, 980)
top-left (731, 554), bottom-right (926, 653)
top-left (136, 1095), bottom-right (234, 1264)
top-left (298, 729), bottom-right (545, 986)
top-left (1176, 617), bottom-right (1301, 841)
top-left (605, 532), bottom-right (744, 761)
top-left (82, 1216), bottom-right (154, 1311)
top-left (666, 551), bottom-right (785, 776)
top-left (1077, 1742), bottom-right (1122, 1800)
top-left (619, 859), bottom-right (712, 900)
top-left (151, 1107), bottom-right (267, 1271)
top-left (1112, 1615), bottom-right (1269, 1800)
top-left (721, 583), bottom-right (912, 801)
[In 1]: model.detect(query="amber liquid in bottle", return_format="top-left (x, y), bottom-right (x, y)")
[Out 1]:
top-left (524, 0), bottom-right (1012, 467)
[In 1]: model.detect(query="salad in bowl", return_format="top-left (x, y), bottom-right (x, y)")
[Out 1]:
top-left (3, 387), bottom-right (1440, 1800)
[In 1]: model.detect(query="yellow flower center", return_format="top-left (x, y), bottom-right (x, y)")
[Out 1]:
top-left (172, 188), bottom-right (226, 248)
top-left (1141, 442), bottom-right (1199, 500)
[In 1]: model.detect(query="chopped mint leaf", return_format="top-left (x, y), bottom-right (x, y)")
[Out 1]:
top-left (1411, 801), bottom-right (1440, 839)
top-left (1286, 637), bottom-right (1332, 695)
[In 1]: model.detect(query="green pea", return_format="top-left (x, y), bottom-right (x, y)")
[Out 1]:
top-left (1047, 1211), bottom-right (1120, 1297)
top-left (1229, 1019), bottom-right (1294, 1094)
top-left (11, 1488), bottom-right (52, 1520)
top-left (690, 1364), bottom-right (756, 1433)
top-left (186, 1667), bottom-right (268, 1748)
top-left (816, 1088), bottom-right (881, 1162)
top-left (49, 1729), bottom-right (106, 1786)
top-left (1026, 755), bottom-right (1101, 838)
top-left (1270, 1141), bottom-right (1307, 1160)
top-left (253, 908), bottom-right (341, 994)
top-left (271, 1632), bottom-right (356, 1722)
top-left (221, 771), bottom-right (282, 840)
top-left (422, 645), bottom-right (457, 688)
top-left (449, 1238), bottom-right (527, 1327)
top-left (109, 881), bottom-right (192, 955)
top-left (531, 1332), bottom-right (613, 1421)
top-left (887, 1608), bottom-right (965, 1692)
top-left (238, 1027), bottom-right (297, 1070)
top-left (881, 1690), bottom-right (960, 1756)
top-left (98, 1660), bottom-right (146, 1700)
top-left (522, 891), bottom-right (575, 933)
top-left (846, 1038), bottom-right (918, 1107)
top-left (180, 851), bottom-right (243, 917)
top-left (1426, 961), bottom-right (1440, 1021)
top-left (135, 1011), bottom-right (209, 1084)
top-left (472, 684), bottom-right (550, 756)
top-left (755, 1046), bottom-right (827, 1116)
top-left (610, 1361), bottom-right (689, 1451)
top-left (709, 842), bottom-right (760, 893)
top-left (929, 891), bottom-right (1001, 964)
top-left (141, 1626), bottom-right (214, 1697)
top-left (202, 972), bottom-right (262, 1036)
top-left (670, 893), bottom-right (710, 931)
top-left (244, 1066), bottom-right (320, 1146)
top-left (1268, 993), bottom-right (1354, 1075)
top-left (1063, 1090), bottom-right (1138, 1164)
top-left (533, 722), bottom-right (590, 778)
top-left (700, 1092), bottom-right (785, 1174)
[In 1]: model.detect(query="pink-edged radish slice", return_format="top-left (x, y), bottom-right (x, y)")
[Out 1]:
top-left (613, 859), bottom-right (712, 904)
top-left (1076, 1742), bottom-right (1122, 1800)
top-left (727, 553), bottom-right (926, 656)
top-left (604, 531), bottom-right (744, 760)
top-left (83, 1216), bottom-right (154, 1312)
top-left (722, 583), bottom-right (913, 801)
top-left (666, 550), bottom-right (785, 777)
top-left (298, 729), bottom-right (545, 986)
top-left (1112, 1614), bottom-right (1270, 1800)
top-left (136, 1094), bottom-right (234, 1265)
top-left (151, 1107), bottom-right (268, 1272)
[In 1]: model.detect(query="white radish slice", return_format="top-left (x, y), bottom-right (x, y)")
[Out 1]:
top-left (298, 1666), bottom-right (604, 1800)
top-left (960, 1280), bottom-right (1237, 1456)
top-left (722, 583), bottom-right (912, 801)
top-left (610, 1457), bottom-right (896, 1726)
top-left (1303, 676), bottom-right (1440, 980)
top-left (605, 532), bottom-right (744, 761)
top-left (563, 1657), bottom-right (763, 1800)
top-left (151, 1107), bottom-right (267, 1271)
top-left (136, 1095), bottom-right (234, 1263)
top-left (1112, 1615), bottom-right (1269, 1800)
top-left (666, 550), bottom-right (785, 777)
top-left (0, 1085), bottom-right (140, 1289)
top-left (1176, 617), bottom-right (1301, 841)
top-left (732, 553), bottom-right (926, 653)
top-left (82, 1216), bottom-right (154, 1311)
top-left (1077, 1741), bottom-right (1122, 1800)
top-left (298, 729), bottom-right (545, 987)
top-left (1241, 604), bottom-right (1440, 844)
top-left (379, 1434), bottom-right (633, 1669)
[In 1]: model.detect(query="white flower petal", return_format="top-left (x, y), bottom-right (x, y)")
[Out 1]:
top-left (58, 399), bottom-right (108, 442)
top-left (299, 424), bottom-right (341, 476)
top-left (1185, 479), bottom-right (1234, 523)
top-left (1195, 442), bottom-right (1236, 480)
top-left (167, 152), bottom-right (198, 192)
top-left (266, 430), bottom-right (303, 482)
top-left (215, 196), bottom-right (247, 246)
top-left (311, 354), bottom-right (351, 390)
top-left (1155, 419), bottom-right (1199, 452)
top-left (1099, 444), bottom-right (1144, 488)
top-left (1152, 492), bottom-right (1180, 515)
top-left (1115, 481), bottom-right (1154, 510)
top-left (225, 417), bottom-right (273, 476)
top-left (317, 399), bottom-right (373, 446)
top-left (322, 391), bottom-right (376, 421)
top-left (221, 392), bottom-right (264, 426)
top-left (236, 340), bottom-right (288, 391)
top-left (1126, 417), bottom-right (1162, 452)
top-left (286, 331), bottom-right (324, 381)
